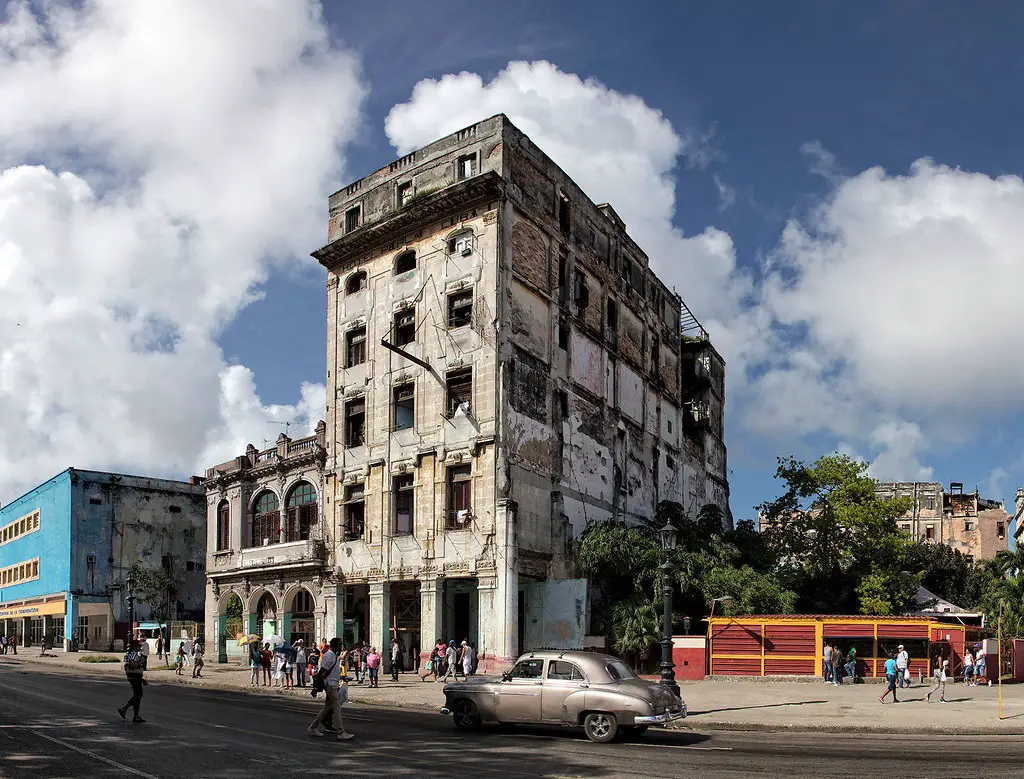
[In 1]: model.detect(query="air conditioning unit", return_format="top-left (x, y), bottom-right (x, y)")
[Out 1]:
top-left (461, 246), bottom-right (472, 257)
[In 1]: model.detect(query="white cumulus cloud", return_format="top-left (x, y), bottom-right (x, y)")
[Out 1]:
top-left (384, 61), bottom-right (754, 361)
top-left (0, 0), bottom-right (364, 501)
top-left (753, 157), bottom-right (1024, 478)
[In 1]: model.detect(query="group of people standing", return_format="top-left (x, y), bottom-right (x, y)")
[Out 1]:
top-left (420, 639), bottom-right (476, 682)
top-left (822, 640), bottom-right (992, 703)
top-left (0, 633), bottom-right (18, 654)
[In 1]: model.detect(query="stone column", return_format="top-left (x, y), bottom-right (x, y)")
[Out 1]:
top-left (419, 575), bottom-right (444, 654)
top-left (65, 594), bottom-right (78, 651)
top-left (368, 581), bottom-right (391, 657)
top-left (480, 498), bottom-right (519, 672)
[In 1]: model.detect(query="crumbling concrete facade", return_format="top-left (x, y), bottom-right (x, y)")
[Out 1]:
top-left (203, 425), bottom-right (331, 662)
top-left (0, 469), bottom-right (206, 651)
top-left (876, 481), bottom-right (1010, 562)
top-left (309, 115), bottom-right (730, 670)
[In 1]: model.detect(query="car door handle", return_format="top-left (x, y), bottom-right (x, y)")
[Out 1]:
top-left (534, 681), bottom-right (543, 685)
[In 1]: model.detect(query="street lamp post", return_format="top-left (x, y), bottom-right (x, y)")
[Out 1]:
top-left (125, 572), bottom-right (136, 646)
top-left (658, 522), bottom-right (680, 699)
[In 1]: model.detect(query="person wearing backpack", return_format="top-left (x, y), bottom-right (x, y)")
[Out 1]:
top-left (117, 639), bottom-right (149, 723)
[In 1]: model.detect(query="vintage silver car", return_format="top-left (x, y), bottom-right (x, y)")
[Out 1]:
top-left (440, 650), bottom-right (686, 743)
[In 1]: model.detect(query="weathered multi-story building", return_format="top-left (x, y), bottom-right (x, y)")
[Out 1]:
top-left (305, 114), bottom-right (730, 671)
top-left (875, 481), bottom-right (1010, 563)
top-left (0, 469), bottom-right (206, 651)
top-left (203, 424), bottom-right (331, 662)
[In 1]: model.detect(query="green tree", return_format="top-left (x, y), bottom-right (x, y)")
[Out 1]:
top-left (855, 567), bottom-right (921, 616)
top-left (757, 454), bottom-right (914, 614)
top-left (610, 598), bottom-right (661, 671)
top-left (700, 564), bottom-right (797, 616)
top-left (127, 560), bottom-right (179, 624)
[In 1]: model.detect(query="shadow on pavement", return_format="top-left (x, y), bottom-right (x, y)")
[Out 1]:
top-left (692, 700), bottom-right (829, 715)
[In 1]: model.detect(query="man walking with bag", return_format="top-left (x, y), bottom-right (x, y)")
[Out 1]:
top-left (117, 639), bottom-right (148, 723)
top-left (308, 637), bottom-right (354, 741)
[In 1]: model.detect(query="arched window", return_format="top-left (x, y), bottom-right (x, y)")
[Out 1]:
top-left (447, 230), bottom-right (473, 256)
top-left (251, 491), bottom-right (280, 548)
top-left (286, 482), bottom-right (317, 542)
top-left (394, 250), bottom-right (416, 275)
top-left (346, 271), bottom-right (367, 294)
top-left (293, 589), bottom-right (314, 614)
top-left (216, 501), bottom-right (230, 551)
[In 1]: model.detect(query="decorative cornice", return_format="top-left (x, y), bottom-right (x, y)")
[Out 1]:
top-left (312, 172), bottom-right (505, 274)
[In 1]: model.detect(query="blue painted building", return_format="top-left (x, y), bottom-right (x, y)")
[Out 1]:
top-left (0, 469), bottom-right (206, 650)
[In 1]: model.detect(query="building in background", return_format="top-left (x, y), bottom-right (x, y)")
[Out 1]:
top-left (0, 469), bottom-right (206, 651)
top-left (306, 114), bottom-right (729, 670)
top-left (875, 481), bottom-right (1010, 563)
top-left (203, 425), bottom-right (330, 662)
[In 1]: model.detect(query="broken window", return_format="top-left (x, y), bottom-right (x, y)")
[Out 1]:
top-left (448, 230), bottom-right (473, 256)
top-left (345, 206), bottom-right (360, 233)
top-left (573, 270), bottom-right (589, 310)
top-left (607, 298), bottom-right (618, 331)
top-left (394, 250), bottom-right (416, 275)
top-left (445, 368), bottom-right (472, 418)
top-left (346, 327), bottom-right (366, 368)
top-left (393, 384), bottom-right (415, 430)
top-left (965, 554), bottom-right (975, 564)
top-left (457, 154), bottom-right (477, 180)
top-left (558, 191), bottom-right (570, 235)
top-left (556, 390), bottom-right (568, 419)
top-left (925, 525), bottom-right (935, 541)
top-left (666, 454), bottom-right (675, 471)
top-left (393, 475), bottom-right (414, 536)
top-left (998, 521), bottom-right (1006, 539)
top-left (397, 181), bottom-right (413, 207)
top-left (285, 481), bottom-right (317, 543)
top-left (965, 520), bottom-right (974, 531)
top-left (344, 484), bottom-right (365, 541)
top-left (251, 491), bottom-right (280, 548)
top-left (589, 227), bottom-right (597, 249)
top-left (346, 271), bottom-right (367, 295)
top-left (900, 523), bottom-right (911, 532)
top-left (216, 501), bottom-right (230, 551)
top-left (447, 291), bottom-right (473, 328)
top-left (344, 398), bottom-right (365, 447)
top-left (392, 308), bottom-right (416, 346)
top-left (557, 318), bottom-right (569, 350)
top-left (446, 465), bottom-right (472, 529)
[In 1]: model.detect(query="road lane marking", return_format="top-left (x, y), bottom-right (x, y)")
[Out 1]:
top-left (25, 728), bottom-right (161, 778)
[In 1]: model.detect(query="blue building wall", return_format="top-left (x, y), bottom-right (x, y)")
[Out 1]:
top-left (0, 470), bottom-right (73, 604)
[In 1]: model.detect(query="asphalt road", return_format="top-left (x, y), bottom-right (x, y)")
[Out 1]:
top-left (2, 666), bottom-right (1023, 779)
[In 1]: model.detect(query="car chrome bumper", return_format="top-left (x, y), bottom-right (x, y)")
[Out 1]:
top-left (440, 706), bottom-right (451, 715)
top-left (634, 706), bottom-right (686, 725)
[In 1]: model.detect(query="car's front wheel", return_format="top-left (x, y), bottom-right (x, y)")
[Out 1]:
top-left (583, 712), bottom-right (618, 743)
top-left (451, 699), bottom-right (482, 731)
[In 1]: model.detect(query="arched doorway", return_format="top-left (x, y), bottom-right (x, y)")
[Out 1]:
top-left (288, 588), bottom-right (316, 647)
top-left (255, 592), bottom-right (278, 641)
top-left (218, 593), bottom-right (244, 662)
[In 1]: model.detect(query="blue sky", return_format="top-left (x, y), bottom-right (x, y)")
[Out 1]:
top-left (220, 1), bottom-right (1024, 521)
top-left (3, 1), bottom-right (1024, 529)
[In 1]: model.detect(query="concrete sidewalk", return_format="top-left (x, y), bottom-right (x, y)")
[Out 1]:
top-left (4, 650), bottom-right (1024, 734)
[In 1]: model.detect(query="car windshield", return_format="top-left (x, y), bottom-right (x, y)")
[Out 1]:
top-left (605, 660), bottom-right (637, 680)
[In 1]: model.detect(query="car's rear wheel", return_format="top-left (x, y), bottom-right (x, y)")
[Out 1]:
top-left (451, 699), bottom-right (482, 731)
top-left (583, 712), bottom-right (618, 743)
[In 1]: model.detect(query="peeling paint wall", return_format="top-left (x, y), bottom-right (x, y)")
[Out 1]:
top-left (522, 578), bottom-right (588, 649)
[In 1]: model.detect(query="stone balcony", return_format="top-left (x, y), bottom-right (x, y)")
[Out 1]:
top-left (210, 537), bottom-right (328, 576)
top-left (205, 421), bottom-right (327, 481)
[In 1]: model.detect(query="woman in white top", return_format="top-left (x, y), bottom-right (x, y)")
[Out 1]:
top-left (927, 659), bottom-right (949, 702)
top-left (963, 648), bottom-right (975, 686)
